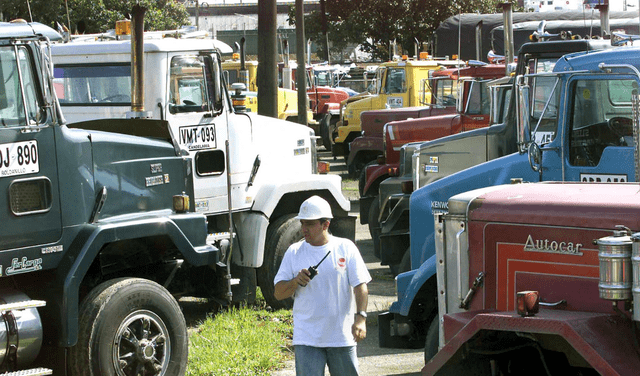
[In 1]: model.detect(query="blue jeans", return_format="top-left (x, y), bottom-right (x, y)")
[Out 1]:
top-left (294, 345), bottom-right (359, 376)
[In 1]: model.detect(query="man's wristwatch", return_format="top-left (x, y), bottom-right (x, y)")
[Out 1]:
top-left (356, 311), bottom-right (367, 318)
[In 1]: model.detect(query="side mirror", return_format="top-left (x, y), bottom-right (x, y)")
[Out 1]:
top-left (516, 77), bottom-right (531, 153)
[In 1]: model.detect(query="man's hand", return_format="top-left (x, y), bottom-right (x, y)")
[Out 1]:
top-left (274, 269), bottom-right (312, 300)
top-left (295, 269), bottom-right (312, 287)
top-left (352, 315), bottom-right (367, 342)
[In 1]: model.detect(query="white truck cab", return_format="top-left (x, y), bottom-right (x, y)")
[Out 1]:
top-left (51, 30), bottom-right (354, 309)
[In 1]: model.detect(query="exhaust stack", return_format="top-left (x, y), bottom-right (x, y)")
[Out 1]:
top-left (128, 4), bottom-right (151, 118)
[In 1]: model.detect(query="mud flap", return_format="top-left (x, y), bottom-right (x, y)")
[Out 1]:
top-left (378, 311), bottom-right (424, 349)
top-left (329, 214), bottom-right (357, 242)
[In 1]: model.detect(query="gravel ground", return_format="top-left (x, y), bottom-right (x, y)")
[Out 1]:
top-left (270, 151), bottom-right (424, 376)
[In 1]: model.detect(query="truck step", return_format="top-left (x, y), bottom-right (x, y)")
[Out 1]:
top-left (0, 300), bottom-right (46, 314)
top-left (206, 232), bottom-right (235, 243)
top-left (2, 368), bottom-right (53, 376)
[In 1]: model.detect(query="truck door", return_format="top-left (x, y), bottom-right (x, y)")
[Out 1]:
top-left (165, 53), bottom-right (232, 214)
top-left (381, 66), bottom-right (407, 108)
top-left (560, 76), bottom-right (636, 183)
top-left (461, 80), bottom-right (491, 131)
top-left (0, 44), bottom-right (62, 250)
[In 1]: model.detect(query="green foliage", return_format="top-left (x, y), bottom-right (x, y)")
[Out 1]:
top-left (290, 0), bottom-right (504, 61)
top-left (1, 0), bottom-right (190, 34)
top-left (187, 307), bottom-right (293, 376)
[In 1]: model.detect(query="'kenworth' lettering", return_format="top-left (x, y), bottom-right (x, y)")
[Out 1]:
top-left (524, 234), bottom-right (583, 255)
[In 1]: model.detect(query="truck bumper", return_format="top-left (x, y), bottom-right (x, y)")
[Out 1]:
top-left (378, 311), bottom-right (424, 349)
top-left (423, 310), bottom-right (640, 376)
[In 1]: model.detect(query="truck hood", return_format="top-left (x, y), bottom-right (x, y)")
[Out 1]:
top-left (70, 119), bottom-right (190, 219)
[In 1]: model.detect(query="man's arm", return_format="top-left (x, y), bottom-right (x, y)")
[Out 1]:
top-left (274, 269), bottom-right (312, 300)
top-left (352, 282), bottom-right (368, 342)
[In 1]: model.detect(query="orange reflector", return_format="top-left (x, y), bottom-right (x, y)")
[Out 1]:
top-left (232, 52), bottom-right (240, 60)
top-left (116, 20), bottom-right (131, 36)
top-left (388, 167), bottom-right (399, 177)
top-left (232, 99), bottom-right (245, 106)
top-left (400, 180), bottom-right (413, 194)
top-left (318, 161), bottom-right (330, 174)
top-left (419, 52), bottom-right (429, 60)
top-left (516, 291), bottom-right (540, 317)
top-left (401, 55), bottom-right (408, 61)
top-left (173, 193), bottom-right (190, 213)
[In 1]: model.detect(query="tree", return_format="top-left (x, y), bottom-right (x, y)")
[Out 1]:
top-left (1, 0), bottom-right (189, 34)
top-left (290, 0), bottom-right (503, 62)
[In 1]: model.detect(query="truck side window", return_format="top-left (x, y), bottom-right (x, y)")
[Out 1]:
top-left (53, 64), bottom-right (130, 105)
top-left (530, 75), bottom-right (558, 144)
top-left (466, 80), bottom-right (491, 115)
top-left (0, 46), bottom-right (43, 127)
top-left (169, 55), bottom-right (209, 114)
top-left (432, 78), bottom-right (457, 106)
top-left (568, 78), bottom-right (635, 166)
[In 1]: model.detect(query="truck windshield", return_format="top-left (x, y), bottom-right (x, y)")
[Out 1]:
top-left (385, 67), bottom-right (406, 94)
top-left (53, 64), bottom-right (130, 105)
top-left (0, 46), bottom-right (42, 127)
top-left (568, 78), bottom-right (636, 167)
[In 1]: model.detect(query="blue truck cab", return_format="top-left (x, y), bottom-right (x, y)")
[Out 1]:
top-left (381, 45), bottom-right (640, 356)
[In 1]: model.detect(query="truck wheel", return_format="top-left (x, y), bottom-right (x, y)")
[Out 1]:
top-left (368, 197), bottom-right (381, 259)
top-left (257, 214), bottom-right (302, 310)
top-left (69, 278), bottom-right (188, 376)
top-left (320, 114), bottom-right (333, 151)
top-left (425, 315), bottom-right (439, 363)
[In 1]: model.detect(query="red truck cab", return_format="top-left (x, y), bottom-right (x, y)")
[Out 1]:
top-left (427, 181), bottom-right (640, 375)
top-left (359, 63), bottom-right (506, 234)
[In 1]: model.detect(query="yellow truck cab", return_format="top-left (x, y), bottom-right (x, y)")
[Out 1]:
top-left (222, 57), bottom-right (315, 126)
top-left (333, 54), bottom-right (461, 158)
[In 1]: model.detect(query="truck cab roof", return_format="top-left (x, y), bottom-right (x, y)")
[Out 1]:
top-left (0, 21), bottom-right (62, 41)
top-left (52, 37), bottom-right (232, 57)
top-left (553, 45), bottom-right (640, 72)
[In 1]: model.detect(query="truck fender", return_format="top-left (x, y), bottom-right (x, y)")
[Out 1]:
top-left (393, 254), bottom-right (437, 317)
top-left (362, 164), bottom-right (389, 197)
top-left (58, 213), bottom-right (215, 347)
top-left (251, 174), bottom-right (350, 217)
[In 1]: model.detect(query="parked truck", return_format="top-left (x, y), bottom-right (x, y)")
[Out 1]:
top-left (332, 55), bottom-right (461, 167)
top-left (358, 63), bottom-right (506, 267)
top-left (424, 179), bottom-right (640, 375)
top-left (379, 38), bottom-right (624, 353)
top-left (0, 18), bottom-right (224, 375)
top-left (50, 14), bottom-right (355, 314)
top-left (348, 65), bottom-right (467, 181)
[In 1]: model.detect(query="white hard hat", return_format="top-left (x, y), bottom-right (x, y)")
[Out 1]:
top-left (296, 196), bottom-right (333, 220)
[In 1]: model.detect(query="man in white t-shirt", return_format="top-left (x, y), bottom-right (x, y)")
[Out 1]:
top-left (274, 195), bottom-right (372, 376)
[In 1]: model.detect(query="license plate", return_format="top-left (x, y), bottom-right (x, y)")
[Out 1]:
top-left (178, 125), bottom-right (217, 150)
top-left (0, 140), bottom-right (39, 177)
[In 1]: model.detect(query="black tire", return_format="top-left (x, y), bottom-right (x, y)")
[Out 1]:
top-left (358, 160), bottom-right (378, 197)
top-left (389, 246), bottom-right (411, 277)
top-left (257, 214), bottom-right (303, 310)
top-left (69, 278), bottom-right (188, 376)
top-left (424, 314), bottom-right (439, 363)
top-left (320, 114), bottom-right (333, 151)
top-left (368, 197), bottom-right (381, 259)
